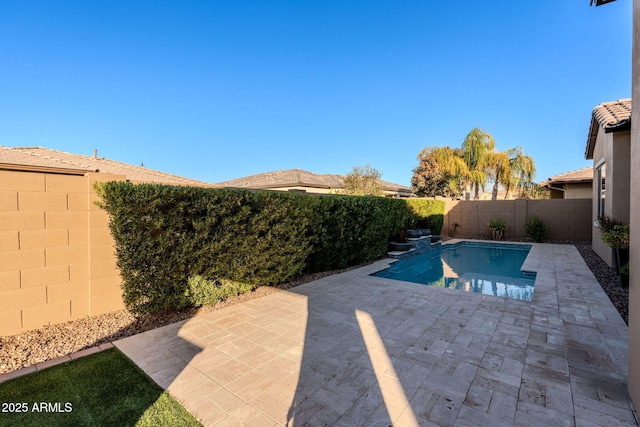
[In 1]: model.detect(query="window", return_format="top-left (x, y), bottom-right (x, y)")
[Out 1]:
top-left (596, 163), bottom-right (606, 218)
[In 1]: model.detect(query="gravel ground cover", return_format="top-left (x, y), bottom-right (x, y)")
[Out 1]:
top-left (0, 244), bottom-right (629, 375)
top-left (575, 243), bottom-right (628, 324)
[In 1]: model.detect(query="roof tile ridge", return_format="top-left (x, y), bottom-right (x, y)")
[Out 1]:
top-left (86, 156), bottom-right (207, 184)
top-left (8, 146), bottom-right (96, 170)
top-left (557, 166), bottom-right (592, 176)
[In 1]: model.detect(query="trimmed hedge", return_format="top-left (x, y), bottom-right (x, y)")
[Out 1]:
top-left (404, 199), bottom-right (444, 235)
top-left (304, 195), bottom-right (413, 271)
top-left (96, 182), bottom-right (444, 316)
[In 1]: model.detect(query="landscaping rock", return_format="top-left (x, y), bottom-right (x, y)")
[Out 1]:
top-left (575, 243), bottom-right (628, 324)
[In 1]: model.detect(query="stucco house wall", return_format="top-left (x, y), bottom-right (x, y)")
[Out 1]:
top-left (543, 167), bottom-right (593, 200)
top-left (549, 184), bottom-right (592, 199)
top-left (590, 129), bottom-right (631, 267)
top-left (586, 98), bottom-right (631, 268)
top-left (628, 0), bottom-right (639, 409)
top-left (564, 183), bottom-right (593, 199)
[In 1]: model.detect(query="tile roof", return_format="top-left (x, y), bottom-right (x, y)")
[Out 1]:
top-left (215, 168), bottom-right (412, 194)
top-left (216, 169), bottom-right (343, 189)
top-left (542, 167), bottom-right (593, 186)
top-left (592, 98), bottom-right (631, 130)
top-left (585, 98), bottom-right (631, 159)
top-left (0, 146), bottom-right (209, 186)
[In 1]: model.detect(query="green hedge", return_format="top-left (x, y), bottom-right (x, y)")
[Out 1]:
top-left (96, 182), bottom-right (444, 316)
top-left (404, 198), bottom-right (445, 235)
top-left (304, 195), bottom-right (412, 271)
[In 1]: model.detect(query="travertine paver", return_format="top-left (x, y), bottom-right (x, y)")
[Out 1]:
top-left (114, 242), bottom-right (638, 426)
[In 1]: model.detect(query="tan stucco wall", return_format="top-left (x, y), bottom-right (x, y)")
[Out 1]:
top-left (548, 183), bottom-right (592, 199)
top-left (628, 0), bottom-right (640, 410)
top-left (592, 227), bottom-right (614, 266)
top-left (590, 130), bottom-right (631, 266)
top-left (549, 189), bottom-right (564, 199)
top-left (565, 183), bottom-right (593, 199)
top-left (612, 131), bottom-right (631, 221)
top-left (0, 170), bottom-right (125, 336)
top-left (442, 199), bottom-right (592, 242)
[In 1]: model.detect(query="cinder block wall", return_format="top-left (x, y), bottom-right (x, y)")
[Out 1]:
top-left (0, 170), bottom-right (126, 336)
top-left (443, 199), bottom-right (592, 242)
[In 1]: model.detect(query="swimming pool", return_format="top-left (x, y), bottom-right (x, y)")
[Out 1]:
top-left (372, 241), bottom-right (536, 301)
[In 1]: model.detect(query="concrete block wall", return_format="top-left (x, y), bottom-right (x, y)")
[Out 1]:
top-left (0, 170), bottom-right (126, 336)
top-left (443, 199), bottom-right (592, 242)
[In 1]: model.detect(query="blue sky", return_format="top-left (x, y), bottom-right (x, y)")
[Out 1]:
top-left (0, 1), bottom-right (632, 187)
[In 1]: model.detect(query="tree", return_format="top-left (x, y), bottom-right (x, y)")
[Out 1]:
top-left (486, 146), bottom-right (536, 200)
top-left (414, 128), bottom-right (538, 200)
top-left (426, 145), bottom-right (483, 200)
top-left (461, 128), bottom-right (495, 199)
top-left (411, 148), bottom-right (462, 198)
top-left (517, 181), bottom-right (549, 200)
top-left (342, 165), bottom-right (384, 196)
top-left (486, 150), bottom-right (511, 200)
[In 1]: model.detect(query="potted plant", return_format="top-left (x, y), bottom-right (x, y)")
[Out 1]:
top-left (597, 215), bottom-right (624, 234)
top-left (601, 224), bottom-right (629, 275)
top-left (488, 218), bottom-right (507, 241)
top-left (620, 262), bottom-right (630, 287)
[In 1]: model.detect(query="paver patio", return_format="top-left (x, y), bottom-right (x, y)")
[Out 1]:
top-left (115, 242), bottom-right (637, 426)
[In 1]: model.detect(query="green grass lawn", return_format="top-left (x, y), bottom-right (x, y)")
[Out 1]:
top-left (0, 348), bottom-right (202, 427)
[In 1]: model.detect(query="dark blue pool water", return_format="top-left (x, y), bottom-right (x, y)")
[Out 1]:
top-left (372, 242), bottom-right (536, 301)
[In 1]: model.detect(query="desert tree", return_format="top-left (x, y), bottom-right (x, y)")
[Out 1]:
top-left (342, 165), bottom-right (384, 196)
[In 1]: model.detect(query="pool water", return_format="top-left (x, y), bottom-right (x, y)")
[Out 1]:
top-left (372, 242), bottom-right (536, 301)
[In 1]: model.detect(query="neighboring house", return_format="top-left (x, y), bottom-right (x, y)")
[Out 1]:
top-left (541, 167), bottom-right (593, 199)
top-left (0, 146), bottom-right (209, 186)
top-left (585, 98), bottom-right (631, 266)
top-left (215, 168), bottom-right (414, 198)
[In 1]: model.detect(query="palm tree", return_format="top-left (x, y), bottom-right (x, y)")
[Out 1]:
top-left (486, 146), bottom-right (536, 200)
top-left (416, 128), bottom-right (537, 200)
top-left (486, 150), bottom-right (512, 200)
top-left (461, 128), bottom-right (495, 199)
top-left (504, 147), bottom-right (536, 199)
